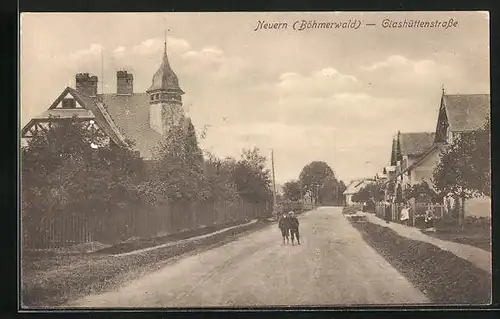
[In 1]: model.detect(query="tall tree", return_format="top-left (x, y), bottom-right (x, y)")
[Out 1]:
top-left (21, 117), bottom-right (147, 245)
top-left (283, 180), bottom-right (302, 202)
top-left (204, 152), bottom-right (239, 202)
top-left (299, 161), bottom-right (335, 205)
top-left (351, 182), bottom-right (385, 203)
top-left (433, 116), bottom-right (491, 225)
top-left (231, 147), bottom-right (272, 203)
top-left (433, 116), bottom-right (491, 198)
top-left (152, 119), bottom-right (208, 203)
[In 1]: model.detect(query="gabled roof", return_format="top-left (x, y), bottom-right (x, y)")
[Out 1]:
top-left (69, 88), bottom-right (128, 148)
top-left (399, 132), bottom-right (436, 157)
top-left (343, 179), bottom-right (374, 195)
top-left (393, 142), bottom-right (447, 181)
top-left (443, 94), bottom-right (490, 132)
top-left (98, 93), bottom-right (163, 159)
top-left (21, 87), bottom-right (127, 149)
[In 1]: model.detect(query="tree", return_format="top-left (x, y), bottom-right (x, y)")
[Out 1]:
top-left (231, 147), bottom-right (272, 203)
top-left (407, 181), bottom-right (441, 204)
top-left (318, 176), bottom-right (339, 205)
top-left (204, 152), bottom-right (239, 202)
top-left (337, 180), bottom-right (347, 205)
top-left (283, 180), bottom-right (302, 202)
top-left (351, 182), bottom-right (385, 203)
top-left (21, 117), bottom-right (147, 246)
top-left (152, 119), bottom-right (208, 203)
top-left (433, 116), bottom-right (491, 226)
top-left (395, 183), bottom-right (404, 203)
top-left (299, 161), bottom-right (335, 205)
top-left (433, 116), bottom-right (491, 199)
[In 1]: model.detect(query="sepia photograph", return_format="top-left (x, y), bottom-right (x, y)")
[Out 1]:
top-left (19, 11), bottom-right (491, 309)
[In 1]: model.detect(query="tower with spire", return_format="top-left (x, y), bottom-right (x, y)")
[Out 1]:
top-left (146, 32), bottom-right (185, 135)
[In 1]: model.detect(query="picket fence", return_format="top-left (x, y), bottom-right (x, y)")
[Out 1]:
top-left (23, 200), bottom-right (272, 249)
top-left (375, 202), bottom-right (446, 226)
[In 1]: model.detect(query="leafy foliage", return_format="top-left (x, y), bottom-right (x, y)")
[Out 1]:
top-left (21, 117), bottom-right (148, 243)
top-left (407, 181), bottom-right (441, 204)
top-left (283, 180), bottom-right (302, 202)
top-left (395, 184), bottom-right (404, 203)
top-left (21, 115), bottom-right (275, 247)
top-left (151, 119), bottom-right (209, 203)
top-left (432, 116), bottom-right (491, 198)
top-left (299, 161), bottom-right (335, 204)
top-left (351, 182), bottom-right (385, 203)
top-left (231, 147), bottom-right (272, 203)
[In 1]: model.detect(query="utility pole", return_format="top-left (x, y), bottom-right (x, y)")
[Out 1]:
top-left (100, 48), bottom-right (103, 94)
top-left (271, 149), bottom-right (277, 215)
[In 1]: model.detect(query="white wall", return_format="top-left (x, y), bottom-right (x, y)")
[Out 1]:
top-left (409, 148), bottom-right (441, 186)
top-left (345, 194), bottom-right (353, 206)
top-left (465, 196), bottom-right (491, 218)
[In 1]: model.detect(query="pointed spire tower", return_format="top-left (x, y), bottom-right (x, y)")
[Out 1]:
top-left (146, 27), bottom-right (185, 135)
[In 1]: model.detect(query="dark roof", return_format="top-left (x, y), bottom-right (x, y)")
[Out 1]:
top-left (390, 142), bottom-right (446, 183)
top-left (444, 94), bottom-right (490, 131)
top-left (21, 87), bottom-right (126, 148)
top-left (399, 132), bottom-right (436, 157)
top-left (68, 88), bottom-right (128, 148)
top-left (147, 45), bottom-right (184, 94)
top-left (97, 93), bottom-right (163, 159)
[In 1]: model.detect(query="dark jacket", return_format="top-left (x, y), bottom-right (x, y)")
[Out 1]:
top-left (278, 217), bottom-right (289, 230)
top-left (289, 216), bottom-right (299, 230)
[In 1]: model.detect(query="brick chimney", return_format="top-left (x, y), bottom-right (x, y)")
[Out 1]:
top-left (75, 73), bottom-right (98, 97)
top-left (117, 70), bottom-right (133, 95)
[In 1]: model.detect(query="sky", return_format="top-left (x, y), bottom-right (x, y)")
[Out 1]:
top-left (20, 12), bottom-right (490, 185)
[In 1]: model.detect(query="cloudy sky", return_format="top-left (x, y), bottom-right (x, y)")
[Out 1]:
top-left (20, 12), bottom-right (489, 184)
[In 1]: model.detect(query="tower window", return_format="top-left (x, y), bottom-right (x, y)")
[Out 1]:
top-left (150, 95), bottom-right (154, 101)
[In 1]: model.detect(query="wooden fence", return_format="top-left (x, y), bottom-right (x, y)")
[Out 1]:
top-left (22, 200), bottom-right (272, 249)
top-left (376, 202), bottom-right (446, 226)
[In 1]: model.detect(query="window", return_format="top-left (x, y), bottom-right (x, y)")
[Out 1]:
top-left (447, 129), bottom-right (454, 144)
top-left (61, 98), bottom-right (76, 109)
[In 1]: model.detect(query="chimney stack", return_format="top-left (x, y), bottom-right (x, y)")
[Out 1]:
top-left (75, 73), bottom-right (98, 97)
top-left (117, 70), bottom-right (133, 95)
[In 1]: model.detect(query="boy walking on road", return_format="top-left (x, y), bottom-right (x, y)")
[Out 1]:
top-left (288, 211), bottom-right (300, 245)
top-left (278, 213), bottom-right (290, 245)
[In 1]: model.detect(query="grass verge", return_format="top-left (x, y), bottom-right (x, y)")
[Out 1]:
top-left (347, 215), bottom-right (491, 305)
top-left (21, 219), bottom-right (271, 309)
top-left (96, 219), bottom-right (250, 255)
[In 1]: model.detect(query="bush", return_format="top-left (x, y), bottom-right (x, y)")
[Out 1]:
top-left (435, 214), bottom-right (459, 232)
top-left (414, 215), bottom-right (426, 229)
top-left (342, 204), bottom-right (362, 214)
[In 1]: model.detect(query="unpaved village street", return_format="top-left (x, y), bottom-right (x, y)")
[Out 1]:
top-left (67, 207), bottom-right (429, 307)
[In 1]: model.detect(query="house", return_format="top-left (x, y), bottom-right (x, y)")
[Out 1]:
top-left (343, 178), bottom-right (374, 205)
top-left (396, 91), bottom-right (491, 217)
top-left (394, 131), bottom-right (436, 189)
top-left (399, 92), bottom-right (490, 186)
top-left (21, 41), bottom-right (190, 160)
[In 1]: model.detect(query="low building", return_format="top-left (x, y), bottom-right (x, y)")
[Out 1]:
top-left (343, 178), bottom-right (374, 205)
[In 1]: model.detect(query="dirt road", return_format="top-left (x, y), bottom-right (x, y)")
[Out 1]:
top-left (68, 207), bottom-right (429, 307)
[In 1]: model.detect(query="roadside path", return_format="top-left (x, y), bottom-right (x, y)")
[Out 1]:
top-left (362, 213), bottom-right (491, 274)
top-left (67, 207), bottom-right (429, 308)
